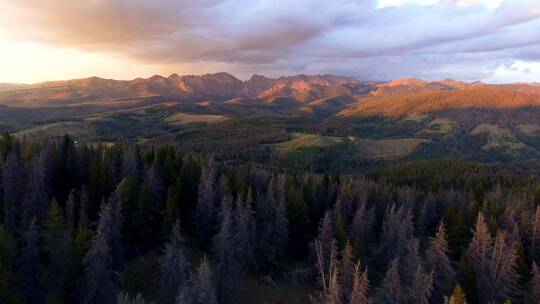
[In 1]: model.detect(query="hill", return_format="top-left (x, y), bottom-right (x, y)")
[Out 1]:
top-left (338, 86), bottom-right (540, 117)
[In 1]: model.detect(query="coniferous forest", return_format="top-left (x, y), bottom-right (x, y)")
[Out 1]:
top-left (0, 133), bottom-right (539, 304)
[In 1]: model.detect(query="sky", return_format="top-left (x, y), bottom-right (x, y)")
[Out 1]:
top-left (0, 0), bottom-right (539, 84)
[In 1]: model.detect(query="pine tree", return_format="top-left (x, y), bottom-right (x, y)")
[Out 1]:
top-left (65, 189), bottom-right (77, 234)
top-left (3, 150), bottom-right (24, 233)
top-left (135, 183), bottom-right (161, 247)
top-left (80, 202), bottom-right (117, 304)
top-left (20, 220), bottom-right (44, 304)
top-left (350, 262), bottom-right (369, 304)
top-left (531, 206), bottom-right (540, 263)
top-left (44, 199), bottom-right (69, 301)
top-left (427, 222), bottom-right (455, 302)
top-left (375, 258), bottom-right (405, 304)
top-left (79, 187), bottom-right (91, 229)
top-left (234, 194), bottom-right (255, 272)
top-left (116, 176), bottom-right (138, 246)
top-left (158, 221), bottom-right (190, 304)
top-left (400, 237), bottom-right (420, 287)
top-left (191, 157), bottom-right (218, 244)
top-left (0, 224), bottom-right (15, 303)
top-left (340, 241), bottom-right (355, 303)
top-left (349, 202), bottom-right (375, 256)
top-left (145, 159), bottom-right (165, 204)
top-left (117, 292), bottom-right (152, 304)
top-left (255, 175), bottom-right (288, 268)
top-left (326, 266), bottom-right (341, 304)
top-left (22, 150), bottom-right (50, 227)
top-left (162, 186), bottom-right (181, 234)
top-left (446, 285), bottom-right (467, 304)
top-left (108, 189), bottom-right (124, 270)
top-left (409, 264), bottom-right (433, 304)
top-left (317, 211), bottom-right (335, 277)
top-left (467, 212), bottom-right (492, 303)
top-left (381, 205), bottom-right (414, 263)
top-left (212, 193), bottom-right (240, 304)
top-left (179, 257), bottom-right (217, 304)
top-left (531, 262), bottom-right (540, 303)
top-left (488, 230), bottom-right (521, 302)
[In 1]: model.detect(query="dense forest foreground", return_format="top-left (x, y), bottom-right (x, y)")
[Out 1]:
top-left (0, 133), bottom-right (539, 303)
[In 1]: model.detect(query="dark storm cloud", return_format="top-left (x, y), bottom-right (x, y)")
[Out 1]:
top-left (1, 0), bottom-right (539, 81)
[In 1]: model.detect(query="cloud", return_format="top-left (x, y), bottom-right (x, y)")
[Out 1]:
top-left (1, 0), bottom-right (539, 81)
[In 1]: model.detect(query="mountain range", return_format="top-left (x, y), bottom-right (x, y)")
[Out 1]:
top-left (3, 72), bottom-right (540, 172)
top-left (2, 72), bottom-right (540, 116)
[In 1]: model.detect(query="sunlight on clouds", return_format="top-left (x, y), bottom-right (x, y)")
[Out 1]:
top-left (487, 61), bottom-right (540, 83)
top-left (378, 0), bottom-right (503, 8)
top-left (377, 0), bottom-right (438, 8)
top-left (442, 0), bottom-right (504, 8)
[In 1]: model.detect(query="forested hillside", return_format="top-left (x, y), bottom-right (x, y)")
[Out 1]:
top-left (0, 134), bottom-right (539, 303)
